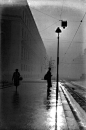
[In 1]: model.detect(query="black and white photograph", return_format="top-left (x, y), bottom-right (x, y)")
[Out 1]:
top-left (0, 0), bottom-right (86, 129)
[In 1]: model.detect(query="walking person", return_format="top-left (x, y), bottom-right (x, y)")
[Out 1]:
top-left (12, 69), bottom-right (20, 91)
top-left (44, 67), bottom-right (52, 88)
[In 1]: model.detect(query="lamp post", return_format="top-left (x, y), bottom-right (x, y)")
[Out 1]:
top-left (55, 27), bottom-right (62, 101)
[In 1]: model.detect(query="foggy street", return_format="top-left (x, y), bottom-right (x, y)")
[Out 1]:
top-left (1, 0), bottom-right (86, 129)
top-left (0, 81), bottom-right (56, 130)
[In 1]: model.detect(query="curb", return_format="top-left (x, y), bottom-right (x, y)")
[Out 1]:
top-left (60, 84), bottom-right (86, 129)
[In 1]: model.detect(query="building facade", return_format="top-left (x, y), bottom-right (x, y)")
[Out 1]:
top-left (1, 2), bottom-right (48, 82)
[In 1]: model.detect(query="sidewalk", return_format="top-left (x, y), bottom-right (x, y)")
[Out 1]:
top-left (58, 85), bottom-right (80, 130)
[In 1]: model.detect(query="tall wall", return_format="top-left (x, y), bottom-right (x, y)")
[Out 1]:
top-left (0, 3), bottom-right (48, 82)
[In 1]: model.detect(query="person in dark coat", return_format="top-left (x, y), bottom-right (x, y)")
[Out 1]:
top-left (45, 67), bottom-right (52, 88)
top-left (12, 69), bottom-right (20, 91)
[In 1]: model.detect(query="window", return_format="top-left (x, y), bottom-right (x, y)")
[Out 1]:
top-left (23, 11), bottom-right (24, 20)
top-left (21, 46), bottom-right (23, 60)
top-left (24, 48), bottom-right (25, 59)
top-left (28, 53), bottom-right (29, 60)
top-left (27, 19), bottom-right (28, 26)
top-left (25, 15), bottom-right (26, 24)
top-left (22, 28), bottom-right (23, 38)
top-left (25, 31), bottom-right (26, 39)
top-left (21, 64), bottom-right (22, 71)
top-left (24, 64), bottom-right (25, 71)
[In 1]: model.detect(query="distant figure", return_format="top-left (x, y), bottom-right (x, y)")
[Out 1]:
top-left (12, 69), bottom-right (20, 91)
top-left (44, 67), bottom-right (52, 88)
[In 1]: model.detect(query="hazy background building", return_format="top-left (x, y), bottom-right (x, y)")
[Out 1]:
top-left (0, 2), bottom-right (48, 82)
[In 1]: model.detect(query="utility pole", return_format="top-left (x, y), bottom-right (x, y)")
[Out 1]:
top-left (55, 27), bottom-right (62, 101)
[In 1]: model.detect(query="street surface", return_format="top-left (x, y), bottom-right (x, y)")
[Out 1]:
top-left (0, 81), bottom-right (56, 130)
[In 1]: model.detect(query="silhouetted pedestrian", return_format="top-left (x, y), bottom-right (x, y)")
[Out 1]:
top-left (12, 69), bottom-right (20, 91)
top-left (44, 67), bottom-right (52, 88)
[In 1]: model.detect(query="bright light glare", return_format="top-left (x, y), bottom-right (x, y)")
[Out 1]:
top-left (46, 107), bottom-right (56, 129)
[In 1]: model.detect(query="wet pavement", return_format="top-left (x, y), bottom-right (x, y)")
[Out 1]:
top-left (0, 81), bottom-right (57, 130)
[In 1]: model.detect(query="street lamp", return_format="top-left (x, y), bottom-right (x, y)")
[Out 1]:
top-left (61, 20), bottom-right (67, 29)
top-left (59, 20), bottom-right (67, 29)
top-left (55, 27), bottom-right (62, 101)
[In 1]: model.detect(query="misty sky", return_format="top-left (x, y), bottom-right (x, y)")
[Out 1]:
top-left (27, 0), bottom-right (86, 60)
top-left (27, 0), bottom-right (86, 78)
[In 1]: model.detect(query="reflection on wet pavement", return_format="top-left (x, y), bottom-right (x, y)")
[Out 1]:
top-left (33, 82), bottom-right (56, 130)
top-left (57, 93), bottom-right (67, 130)
top-left (12, 91), bottom-right (20, 108)
top-left (0, 81), bottom-right (66, 130)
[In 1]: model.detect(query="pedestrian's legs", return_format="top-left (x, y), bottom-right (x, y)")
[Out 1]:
top-left (47, 80), bottom-right (52, 88)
